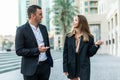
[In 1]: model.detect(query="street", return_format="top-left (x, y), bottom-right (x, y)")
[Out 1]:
top-left (0, 50), bottom-right (120, 80)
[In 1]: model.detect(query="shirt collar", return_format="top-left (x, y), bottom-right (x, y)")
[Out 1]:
top-left (29, 22), bottom-right (39, 31)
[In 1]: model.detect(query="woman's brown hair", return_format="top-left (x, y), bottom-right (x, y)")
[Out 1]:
top-left (68, 15), bottom-right (92, 42)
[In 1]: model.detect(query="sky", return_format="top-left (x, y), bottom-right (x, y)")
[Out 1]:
top-left (0, 0), bottom-right (18, 36)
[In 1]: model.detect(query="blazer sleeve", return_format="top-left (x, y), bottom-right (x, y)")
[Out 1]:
top-left (87, 36), bottom-right (100, 57)
top-left (15, 27), bottom-right (39, 56)
top-left (63, 35), bottom-right (68, 72)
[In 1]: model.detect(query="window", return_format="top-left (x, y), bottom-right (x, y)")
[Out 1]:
top-left (55, 32), bottom-right (60, 35)
top-left (85, 1), bottom-right (88, 6)
top-left (106, 41), bottom-right (108, 45)
top-left (108, 22), bottom-right (110, 31)
top-left (90, 1), bottom-right (98, 6)
top-left (111, 18), bottom-right (113, 29)
top-left (112, 38), bottom-right (115, 44)
top-left (109, 40), bottom-right (111, 44)
top-left (115, 13), bottom-right (118, 26)
top-left (89, 24), bottom-right (101, 41)
top-left (55, 27), bottom-right (60, 31)
top-left (85, 8), bottom-right (88, 12)
top-left (90, 8), bottom-right (97, 14)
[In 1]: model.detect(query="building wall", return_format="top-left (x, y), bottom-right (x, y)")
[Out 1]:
top-left (18, 0), bottom-right (42, 26)
top-left (98, 0), bottom-right (116, 14)
top-left (80, 0), bottom-right (99, 14)
top-left (106, 0), bottom-right (120, 56)
top-left (50, 0), bottom-right (120, 53)
top-left (18, 0), bottom-right (27, 26)
top-left (74, 0), bottom-right (81, 12)
top-left (98, 0), bottom-right (120, 56)
top-left (118, 0), bottom-right (120, 56)
top-left (85, 14), bottom-right (108, 54)
top-left (41, 0), bottom-right (47, 26)
top-left (78, 0), bottom-right (108, 54)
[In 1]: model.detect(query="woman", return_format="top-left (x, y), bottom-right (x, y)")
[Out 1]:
top-left (63, 15), bottom-right (103, 80)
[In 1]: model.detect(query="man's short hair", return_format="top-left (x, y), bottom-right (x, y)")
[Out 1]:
top-left (27, 5), bottom-right (41, 19)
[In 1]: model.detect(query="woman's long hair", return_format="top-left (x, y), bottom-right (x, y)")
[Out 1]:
top-left (68, 15), bottom-right (92, 42)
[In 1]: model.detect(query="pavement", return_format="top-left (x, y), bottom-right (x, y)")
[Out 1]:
top-left (0, 51), bottom-right (21, 74)
top-left (91, 54), bottom-right (120, 80)
top-left (0, 50), bottom-right (120, 80)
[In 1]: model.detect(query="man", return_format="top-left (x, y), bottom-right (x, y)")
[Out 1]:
top-left (15, 5), bottom-right (53, 80)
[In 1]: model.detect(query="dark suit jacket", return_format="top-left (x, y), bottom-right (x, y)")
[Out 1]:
top-left (63, 34), bottom-right (99, 80)
top-left (15, 22), bottom-right (53, 76)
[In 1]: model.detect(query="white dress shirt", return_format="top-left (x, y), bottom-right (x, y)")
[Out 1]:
top-left (29, 23), bottom-right (47, 61)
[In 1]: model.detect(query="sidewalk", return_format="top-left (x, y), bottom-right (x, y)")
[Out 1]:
top-left (0, 70), bottom-right (23, 80)
top-left (90, 54), bottom-right (120, 80)
top-left (0, 50), bottom-right (120, 80)
top-left (0, 50), bottom-right (65, 80)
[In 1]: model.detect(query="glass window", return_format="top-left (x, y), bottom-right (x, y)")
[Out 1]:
top-left (111, 18), bottom-right (113, 29)
top-left (109, 40), bottom-right (111, 44)
top-left (108, 22), bottom-right (110, 31)
top-left (85, 8), bottom-right (88, 12)
top-left (85, 1), bottom-right (88, 6)
top-left (90, 8), bottom-right (97, 14)
top-left (90, 1), bottom-right (97, 6)
top-left (89, 24), bottom-right (101, 41)
top-left (115, 13), bottom-right (118, 26)
top-left (55, 32), bottom-right (60, 35)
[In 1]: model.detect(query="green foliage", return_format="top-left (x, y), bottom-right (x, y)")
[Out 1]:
top-left (2, 39), bottom-right (14, 50)
top-left (51, 0), bottom-right (79, 33)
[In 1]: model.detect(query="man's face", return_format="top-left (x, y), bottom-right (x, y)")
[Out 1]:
top-left (34, 8), bottom-right (43, 23)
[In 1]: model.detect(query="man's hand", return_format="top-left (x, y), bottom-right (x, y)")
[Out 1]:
top-left (38, 46), bottom-right (49, 53)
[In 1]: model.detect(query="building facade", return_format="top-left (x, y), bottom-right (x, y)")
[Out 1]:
top-left (18, 0), bottom-right (42, 26)
top-left (18, 0), bottom-right (50, 27)
top-left (75, 0), bottom-right (108, 54)
top-left (81, 0), bottom-right (98, 14)
top-left (50, 0), bottom-right (105, 51)
top-left (74, 0), bottom-right (120, 55)
top-left (98, 0), bottom-right (120, 56)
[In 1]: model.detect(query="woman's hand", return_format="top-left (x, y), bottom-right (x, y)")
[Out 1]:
top-left (95, 40), bottom-right (103, 47)
top-left (64, 72), bottom-right (68, 76)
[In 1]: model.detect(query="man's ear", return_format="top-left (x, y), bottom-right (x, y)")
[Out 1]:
top-left (31, 13), bottom-right (35, 18)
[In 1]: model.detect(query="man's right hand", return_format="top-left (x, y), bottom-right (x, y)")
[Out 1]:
top-left (38, 46), bottom-right (49, 53)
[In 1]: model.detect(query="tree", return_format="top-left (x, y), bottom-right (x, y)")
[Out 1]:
top-left (2, 40), bottom-right (7, 50)
top-left (51, 0), bottom-right (79, 46)
top-left (2, 39), bottom-right (14, 51)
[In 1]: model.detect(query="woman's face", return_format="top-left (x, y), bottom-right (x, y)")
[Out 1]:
top-left (73, 16), bottom-right (79, 28)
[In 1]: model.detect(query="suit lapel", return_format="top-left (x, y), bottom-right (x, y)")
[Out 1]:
top-left (71, 36), bottom-right (84, 53)
top-left (71, 36), bottom-right (76, 52)
top-left (26, 22), bottom-right (38, 45)
top-left (39, 24), bottom-right (46, 46)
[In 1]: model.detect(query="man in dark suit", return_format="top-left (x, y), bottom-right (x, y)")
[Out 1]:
top-left (15, 5), bottom-right (53, 80)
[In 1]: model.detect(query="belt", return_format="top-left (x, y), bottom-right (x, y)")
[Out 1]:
top-left (39, 59), bottom-right (48, 64)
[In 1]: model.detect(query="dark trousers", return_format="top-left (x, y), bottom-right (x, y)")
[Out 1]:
top-left (24, 60), bottom-right (50, 80)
